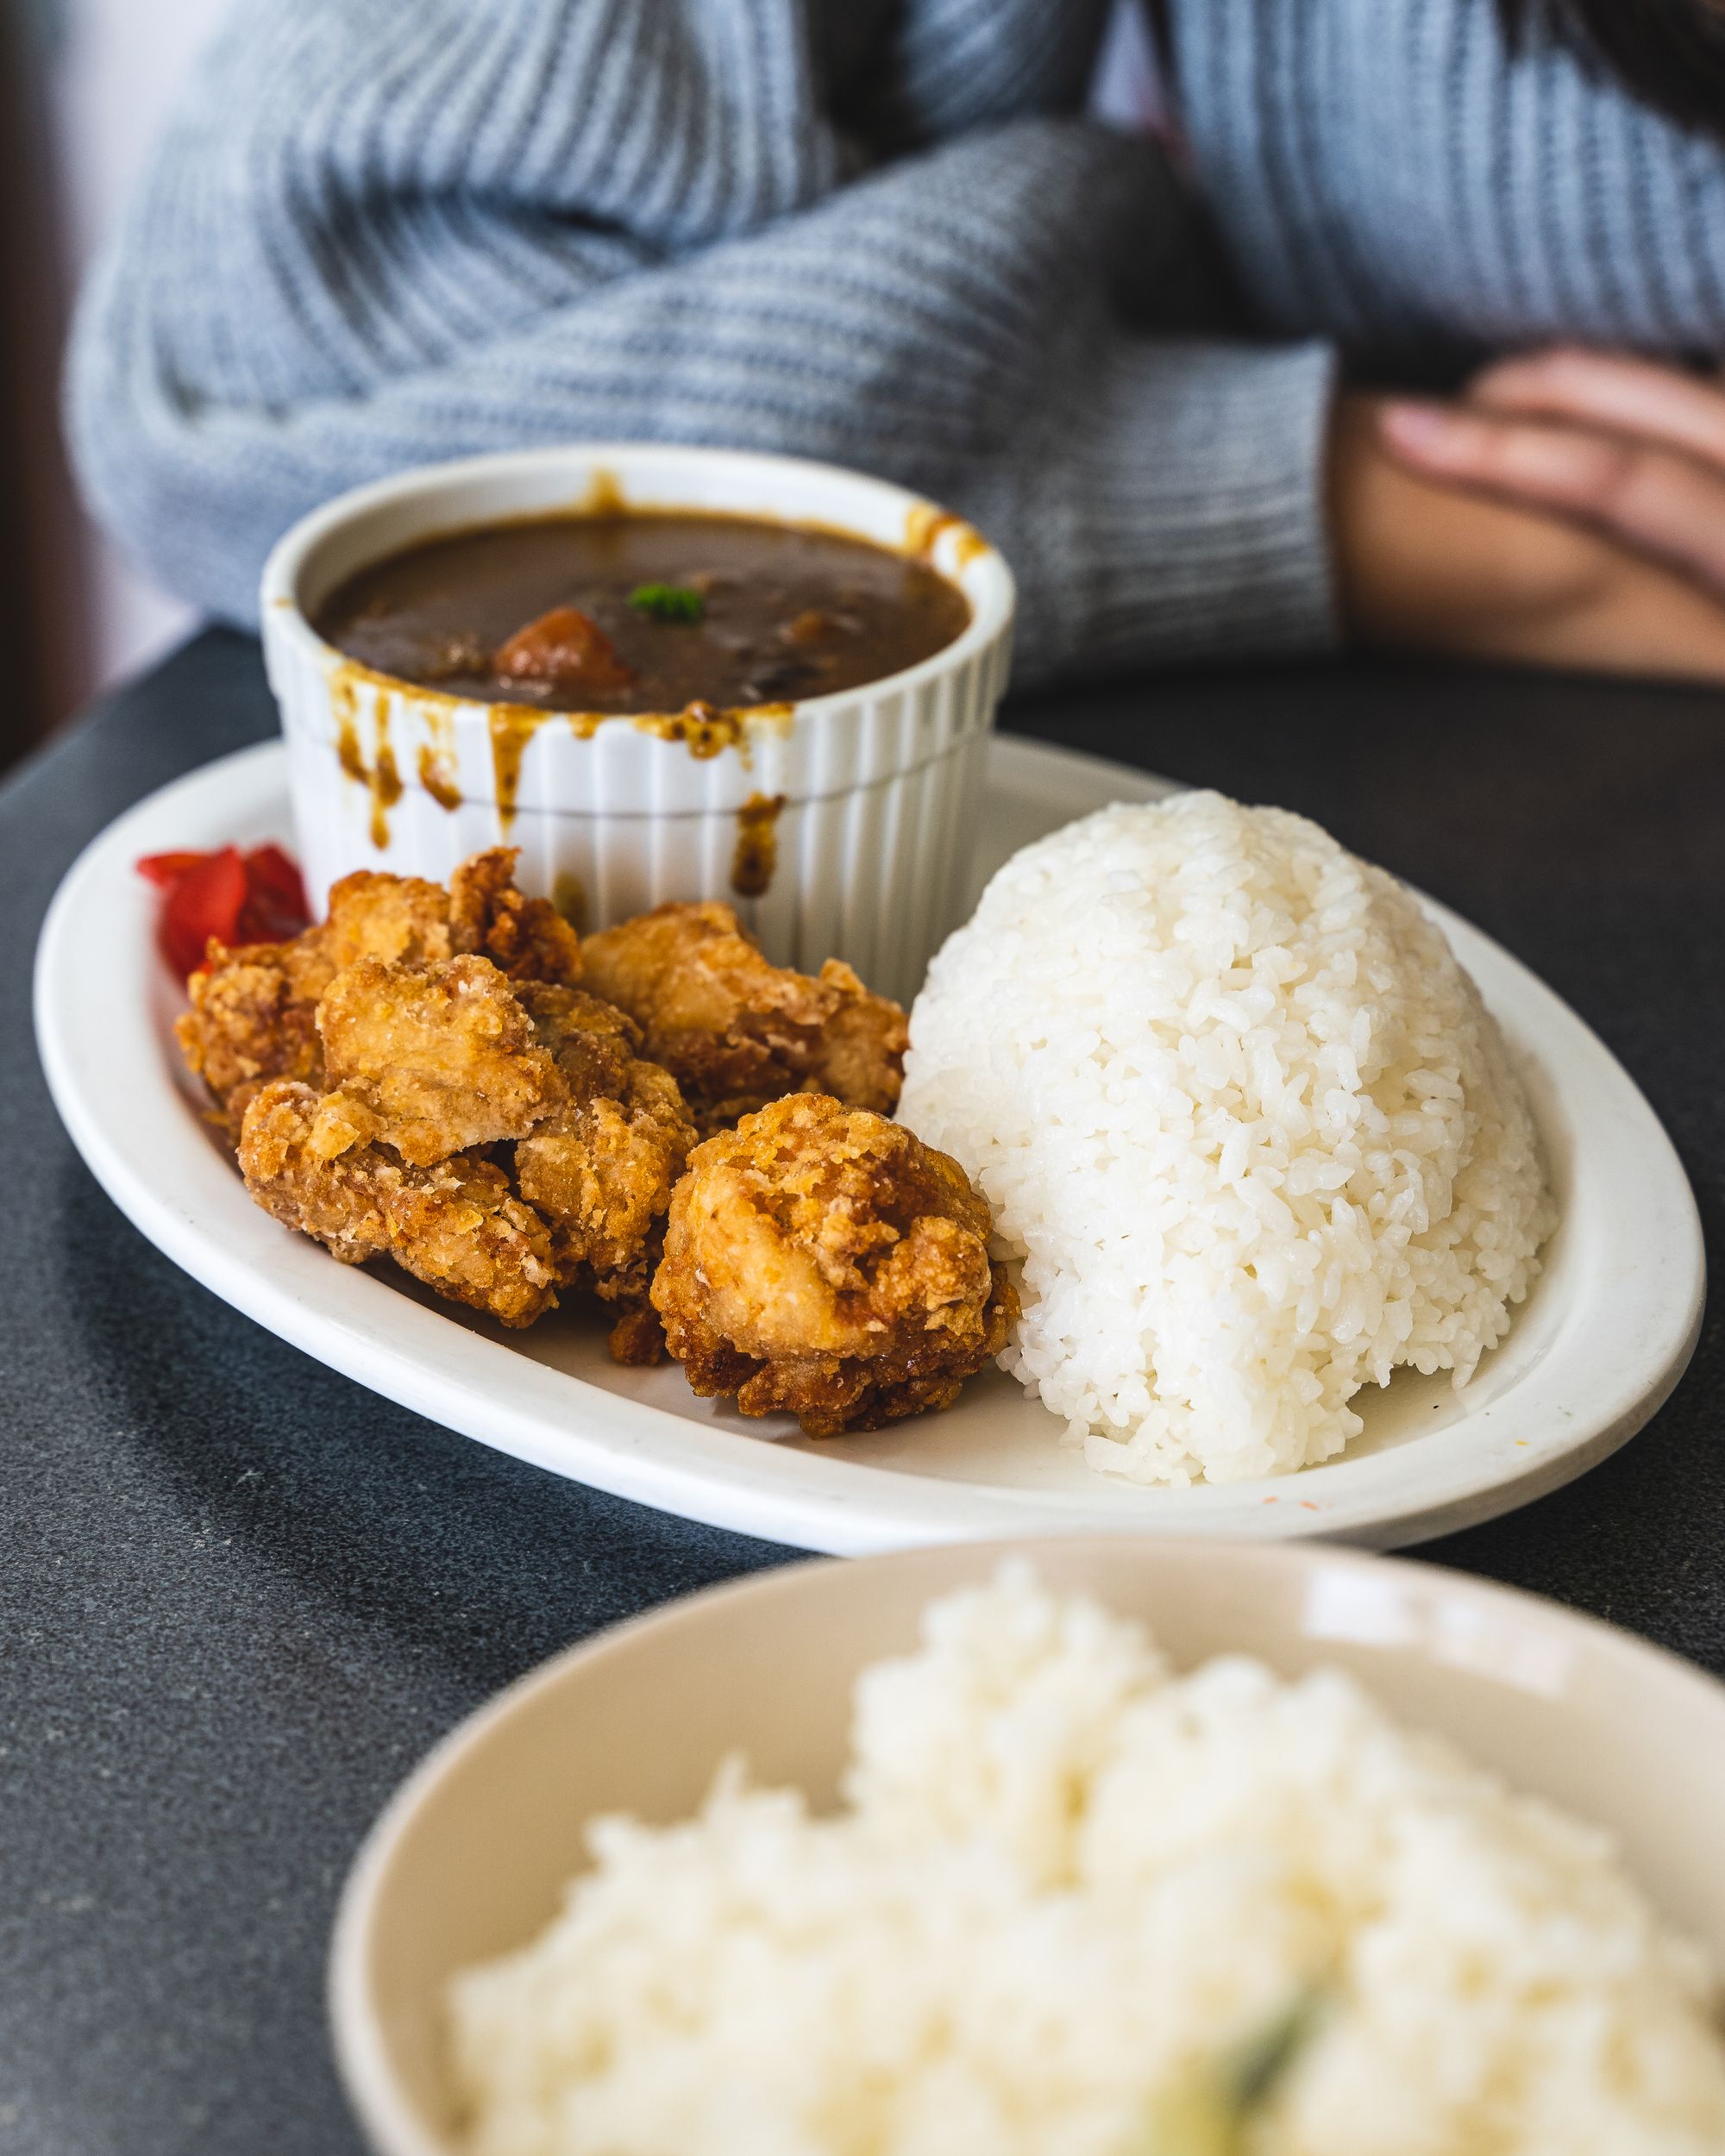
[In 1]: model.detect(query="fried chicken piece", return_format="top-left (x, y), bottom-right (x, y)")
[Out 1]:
top-left (323, 868), bottom-right (455, 971)
top-left (317, 954), bottom-right (566, 1166)
top-left (178, 850), bottom-right (585, 1140)
top-left (580, 901), bottom-right (907, 1134)
top-left (238, 1080), bottom-right (558, 1327)
top-left (605, 1300), bottom-right (672, 1364)
top-left (320, 849), bottom-right (583, 987)
top-left (512, 984), bottom-right (697, 1326)
top-left (220, 930), bottom-right (690, 1342)
top-left (448, 848), bottom-right (585, 986)
top-left (174, 937), bottom-right (329, 1136)
top-left (650, 1093), bottom-right (1017, 1436)
top-left (175, 874), bottom-right (448, 1140)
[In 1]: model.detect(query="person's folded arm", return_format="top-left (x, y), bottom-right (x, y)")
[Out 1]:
top-left (66, 0), bottom-right (1340, 686)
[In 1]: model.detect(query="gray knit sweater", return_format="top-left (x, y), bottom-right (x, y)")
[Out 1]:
top-left (66, 0), bottom-right (1725, 685)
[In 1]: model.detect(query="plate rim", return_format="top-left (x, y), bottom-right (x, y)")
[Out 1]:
top-left (33, 735), bottom-right (1706, 1553)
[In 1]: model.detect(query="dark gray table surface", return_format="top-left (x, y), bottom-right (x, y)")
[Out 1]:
top-left (3, 628), bottom-right (1722, 2155)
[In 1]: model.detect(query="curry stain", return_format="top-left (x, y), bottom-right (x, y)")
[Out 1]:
top-left (630, 699), bottom-right (772, 764)
top-left (415, 704), bottom-right (462, 812)
top-left (330, 670), bottom-right (404, 847)
top-left (368, 700), bottom-right (404, 848)
top-left (903, 504), bottom-right (988, 567)
top-left (580, 468), bottom-right (626, 517)
top-left (491, 699), bottom-right (794, 824)
top-left (551, 872), bottom-right (588, 933)
top-left (417, 741), bottom-right (462, 812)
top-left (730, 791), bottom-right (787, 899)
top-left (334, 653), bottom-right (791, 831)
top-left (335, 705), bottom-right (366, 786)
top-left (487, 703), bottom-right (558, 830)
top-left (329, 652), bottom-right (465, 716)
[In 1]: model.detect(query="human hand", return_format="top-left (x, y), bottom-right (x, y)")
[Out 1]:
top-left (1331, 386), bottom-right (1725, 681)
top-left (1380, 347), bottom-right (1725, 600)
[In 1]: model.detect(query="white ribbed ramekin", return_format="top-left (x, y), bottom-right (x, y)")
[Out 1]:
top-left (260, 446), bottom-right (1013, 1005)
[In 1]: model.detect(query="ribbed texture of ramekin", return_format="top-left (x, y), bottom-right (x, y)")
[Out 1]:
top-left (269, 623), bottom-right (1011, 1007)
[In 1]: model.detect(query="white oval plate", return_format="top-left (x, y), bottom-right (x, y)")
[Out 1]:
top-left (34, 736), bottom-right (1703, 1553)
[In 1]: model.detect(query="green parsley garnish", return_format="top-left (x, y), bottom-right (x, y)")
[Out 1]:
top-left (1133, 1988), bottom-right (1327, 2155)
top-left (1224, 1988), bottom-right (1326, 2113)
top-left (628, 582), bottom-right (706, 624)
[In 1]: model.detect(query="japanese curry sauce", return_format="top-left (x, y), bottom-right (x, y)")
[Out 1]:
top-left (314, 511), bottom-right (972, 715)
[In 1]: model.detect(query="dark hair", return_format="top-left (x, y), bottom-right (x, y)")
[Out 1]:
top-left (1496, 0), bottom-right (1725, 136)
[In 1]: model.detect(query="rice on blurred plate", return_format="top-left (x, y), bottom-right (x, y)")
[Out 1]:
top-left (448, 1565), bottom-right (1725, 2155)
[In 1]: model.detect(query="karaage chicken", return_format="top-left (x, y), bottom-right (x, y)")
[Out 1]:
top-left (448, 848), bottom-right (586, 983)
top-left (233, 942), bottom-right (694, 1341)
top-left (238, 1078), bottom-right (559, 1328)
top-left (511, 981), bottom-right (696, 1319)
top-left (317, 954), bottom-right (565, 1166)
top-left (650, 1093), bottom-right (1017, 1435)
top-left (580, 901), bottom-right (906, 1134)
top-left (179, 854), bottom-right (971, 1389)
top-left (176, 849), bottom-right (580, 1138)
top-left (174, 936), bottom-right (329, 1135)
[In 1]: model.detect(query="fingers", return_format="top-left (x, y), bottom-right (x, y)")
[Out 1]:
top-left (1378, 399), bottom-right (1725, 596)
top-left (1468, 344), bottom-right (1725, 472)
top-left (1332, 394), bottom-right (1725, 682)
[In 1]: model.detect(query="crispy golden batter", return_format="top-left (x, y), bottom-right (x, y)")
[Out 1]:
top-left (319, 849), bottom-right (584, 984)
top-left (224, 954), bottom-right (690, 1341)
top-left (580, 901), bottom-right (906, 1134)
top-left (512, 984), bottom-right (698, 1312)
top-left (237, 1080), bottom-right (558, 1327)
top-left (650, 1093), bottom-right (1016, 1436)
top-left (176, 850), bottom-right (579, 1138)
top-left (189, 862), bottom-right (945, 1372)
top-left (174, 939), bottom-right (328, 1136)
top-left (323, 868), bottom-right (455, 970)
top-left (604, 1300), bottom-right (672, 1364)
top-left (448, 848), bottom-right (585, 985)
top-left (317, 954), bottom-right (565, 1167)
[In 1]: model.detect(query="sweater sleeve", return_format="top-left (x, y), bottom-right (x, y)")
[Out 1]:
top-left (65, 0), bottom-right (1338, 684)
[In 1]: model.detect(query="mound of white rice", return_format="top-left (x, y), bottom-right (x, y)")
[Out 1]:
top-left (448, 1566), bottom-right (1725, 2156)
top-left (898, 792), bottom-right (1555, 1484)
